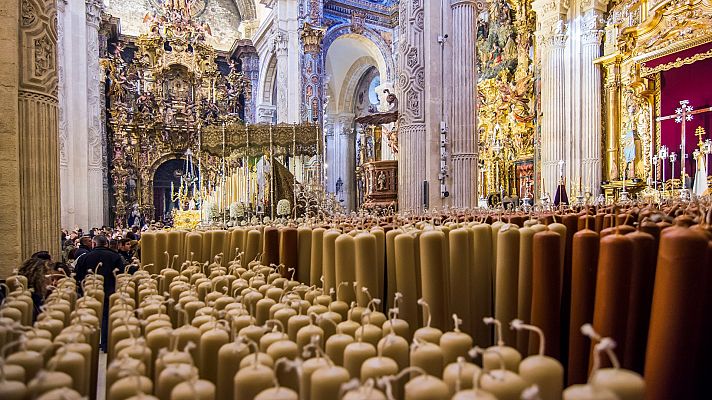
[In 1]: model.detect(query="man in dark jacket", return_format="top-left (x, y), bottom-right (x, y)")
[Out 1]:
top-left (71, 236), bottom-right (92, 260)
top-left (74, 234), bottom-right (126, 352)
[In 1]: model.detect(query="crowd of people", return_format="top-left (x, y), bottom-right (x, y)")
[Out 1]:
top-left (3, 225), bottom-right (145, 351)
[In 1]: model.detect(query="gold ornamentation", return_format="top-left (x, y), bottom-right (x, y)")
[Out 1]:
top-left (300, 22), bottom-right (326, 54)
top-left (640, 47), bottom-right (712, 76)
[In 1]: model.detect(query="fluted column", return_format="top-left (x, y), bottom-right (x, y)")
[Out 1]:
top-left (18, 0), bottom-right (61, 260)
top-left (86, 0), bottom-right (104, 227)
top-left (450, 0), bottom-right (478, 208)
top-left (534, 0), bottom-right (569, 196)
top-left (240, 51), bottom-right (260, 124)
top-left (57, 0), bottom-right (69, 228)
top-left (580, 8), bottom-right (605, 193)
top-left (397, 0), bottom-right (427, 211)
top-left (274, 30), bottom-right (289, 123)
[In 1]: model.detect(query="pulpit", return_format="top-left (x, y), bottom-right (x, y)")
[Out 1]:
top-left (360, 160), bottom-right (398, 210)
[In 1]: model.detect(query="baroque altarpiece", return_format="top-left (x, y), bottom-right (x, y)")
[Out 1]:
top-left (102, 4), bottom-right (321, 227)
top-left (599, 0), bottom-right (712, 199)
top-left (476, 0), bottom-right (537, 203)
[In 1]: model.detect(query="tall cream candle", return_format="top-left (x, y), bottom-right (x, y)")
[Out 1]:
top-left (470, 225), bottom-right (493, 346)
top-left (419, 230), bottom-right (447, 330)
top-left (495, 225), bottom-right (520, 346)
top-left (322, 230), bottom-right (340, 296)
top-left (335, 234), bottom-right (357, 305)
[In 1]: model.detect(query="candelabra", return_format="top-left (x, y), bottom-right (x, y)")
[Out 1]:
top-left (670, 152), bottom-right (678, 189)
top-left (659, 145), bottom-right (669, 193)
top-left (652, 155), bottom-right (659, 191)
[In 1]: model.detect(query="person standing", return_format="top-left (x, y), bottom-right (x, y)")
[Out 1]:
top-left (74, 235), bottom-right (127, 352)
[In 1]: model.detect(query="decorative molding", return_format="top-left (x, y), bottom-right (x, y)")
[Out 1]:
top-left (85, 0), bottom-right (102, 28)
top-left (300, 22), bottom-right (326, 54)
top-left (640, 47), bottom-right (712, 76)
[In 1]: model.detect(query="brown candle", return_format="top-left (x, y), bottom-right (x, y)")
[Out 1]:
top-left (233, 363), bottom-right (275, 400)
top-left (411, 341), bottom-right (444, 378)
top-left (244, 230), bottom-right (261, 267)
top-left (310, 365), bottom-right (350, 399)
top-left (297, 227), bottom-right (312, 285)
top-left (591, 233), bottom-right (634, 368)
top-left (529, 230), bottom-right (561, 359)
top-left (623, 231), bottom-right (656, 374)
top-left (567, 228), bottom-right (599, 385)
top-left (262, 227), bottom-right (280, 268)
top-left (644, 226), bottom-right (709, 400)
top-left (516, 226), bottom-right (534, 355)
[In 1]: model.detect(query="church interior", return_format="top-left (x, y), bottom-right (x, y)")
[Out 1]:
top-left (2, 0), bottom-right (712, 399)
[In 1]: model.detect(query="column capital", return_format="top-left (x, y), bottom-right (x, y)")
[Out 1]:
top-left (85, 0), bottom-right (102, 29)
top-left (272, 29), bottom-right (289, 57)
top-left (450, 0), bottom-right (481, 9)
top-left (537, 19), bottom-right (569, 49)
top-left (300, 22), bottom-right (325, 54)
top-left (580, 0), bottom-right (609, 13)
top-left (532, 0), bottom-right (570, 19)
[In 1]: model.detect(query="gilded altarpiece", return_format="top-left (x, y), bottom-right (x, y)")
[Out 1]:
top-left (102, 7), bottom-right (251, 226)
top-left (477, 0), bottom-right (536, 201)
top-left (599, 0), bottom-right (712, 198)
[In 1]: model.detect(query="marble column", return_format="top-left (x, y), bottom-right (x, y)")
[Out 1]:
top-left (396, 0), bottom-right (427, 211)
top-left (57, 0), bottom-right (69, 228)
top-left (17, 0), bottom-right (62, 261)
top-left (274, 30), bottom-right (289, 123)
top-left (449, 0), bottom-right (478, 208)
top-left (580, 6), bottom-right (606, 193)
top-left (534, 0), bottom-right (569, 196)
top-left (86, 0), bottom-right (104, 227)
top-left (337, 113), bottom-right (356, 210)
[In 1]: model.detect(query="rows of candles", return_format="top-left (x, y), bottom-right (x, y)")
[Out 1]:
top-left (2, 205), bottom-right (710, 399)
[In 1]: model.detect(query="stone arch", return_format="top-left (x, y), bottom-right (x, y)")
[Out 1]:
top-left (231, 0), bottom-right (257, 20)
top-left (338, 56), bottom-right (380, 113)
top-left (322, 24), bottom-right (394, 81)
top-left (260, 54), bottom-right (277, 105)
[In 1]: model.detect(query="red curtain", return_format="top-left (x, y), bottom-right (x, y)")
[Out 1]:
top-left (657, 43), bottom-right (712, 179)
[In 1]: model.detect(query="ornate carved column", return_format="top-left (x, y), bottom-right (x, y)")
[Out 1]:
top-left (18, 0), bottom-right (61, 259)
top-left (580, 3), bottom-right (606, 193)
top-left (337, 113), bottom-right (356, 210)
top-left (397, 0), bottom-right (427, 211)
top-left (300, 23), bottom-right (325, 123)
top-left (449, 0), bottom-right (478, 208)
top-left (86, 0), bottom-right (104, 227)
top-left (274, 30), bottom-right (289, 123)
top-left (240, 51), bottom-right (260, 124)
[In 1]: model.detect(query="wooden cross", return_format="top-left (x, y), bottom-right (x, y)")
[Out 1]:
top-left (656, 100), bottom-right (712, 179)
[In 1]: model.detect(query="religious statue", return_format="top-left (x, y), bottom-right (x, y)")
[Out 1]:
top-left (376, 171), bottom-right (387, 191)
top-left (622, 91), bottom-right (649, 179)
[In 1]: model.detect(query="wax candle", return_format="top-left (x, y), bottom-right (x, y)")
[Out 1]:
top-left (171, 379), bottom-right (215, 400)
top-left (296, 227), bottom-right (312, 285)
top-left (440, 314), bottom-right (473, 365)
top-left (516, 226), bottom-right (535, 355)
top-left (385, 229), bottom-right (402, 307)
top-left (371, 228), bottom-right (385, 300)
top-left (325, 333), bottom-right (354, 366)
top-left (279, 227), bottom-right (298, 274)
top-left (382, 297), bottom-right (411, 342)
top-left (27, 371), bottom-right (75, 398)
top-left (156, 363), bottom-right (198, 400)
top-left (262, 227), bottom-right (280, 268)
top-left (142, 232), bottom-right (157, 269)
top-left (510, 319), bottom-right (563, 400)
top-left (254, 387), bottom-right (298, 400)
top-left (322, 230), bottom-right (340, 296)
top-left (495, 225), bottom-right (519, 346)
top-left (46, 348), bottom-right (85, 395)
top-left (309, 228), bottom-right (325, 286)
top-left (394, 233), bottom-right (421, 331)
top-left (6, 349), bottom-right (44, 383)
top-left (448, 228), bottom-right (472, 334)
top-left (419, 230), bottom-right (447, 330)
top-left (354, 232), bottom-right (378, 307)
top-left (481, 318), bottom-right (521, 372)
top-left (201, 231), bottom-right (214, 265)
top-left (404, 374), bottom-right (450, 400)
top-left (210, 230), bottom-right (227, 267)
top-left (233, 362), bottom-right (275, 400)
top-left (108, 375), bottom-right (153, 400)
top-left (443, 357), bottom-right (480, 396)
top-left (310, 365), bottom-right (350, 399)
top-left (413, 299), bottom-right (443, 344)
top-left (199, 325), bottom-right (229, 385)
top-left (343, 341), bottom-right (376, 379)
top-left (644, 225), bottom-right (708, 400)
top-left (244, 230), bottom-right (261, 267)
top-left (623, 231), bottom-right (656, 373)
top-left (335, 234), bottom-right (358, 305)
top-left (567, 228), bottom-right (599, 385)
top-left (0, 380), bottom-right (27, 400)
top-left (410, 339), bottom-right (444, 378)
top-left (591, 233), bottom-right (634, 367)
top-left (530, 230), bottom-right (561, 359)
top-left (470, 224), bottom-right (493, 346)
